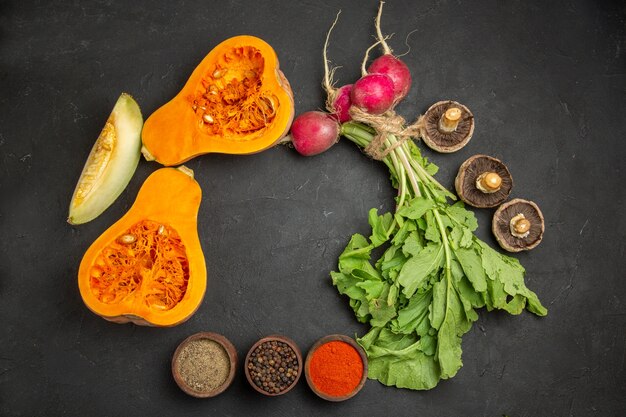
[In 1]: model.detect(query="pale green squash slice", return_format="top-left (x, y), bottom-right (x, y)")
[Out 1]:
top-left (68, 93), bottom-right (143, 225)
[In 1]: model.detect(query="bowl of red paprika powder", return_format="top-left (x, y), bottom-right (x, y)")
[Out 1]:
top-left (304, 334), bottom-right (368, 401)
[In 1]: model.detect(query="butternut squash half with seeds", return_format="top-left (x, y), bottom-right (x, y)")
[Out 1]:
top-left (141, 35), bottom-right (294, 166)
top-left (78, 167), bottom-right (206, 326)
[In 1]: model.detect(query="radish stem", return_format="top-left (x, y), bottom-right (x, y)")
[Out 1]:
top-left (384, 136), bottom-right (406, 207)
top-left (403, 141), bottom-right (456, 200)
top-left (340, 123), bottom-right (397, 175)
top-left (389, 135), bottom-right (420, 198)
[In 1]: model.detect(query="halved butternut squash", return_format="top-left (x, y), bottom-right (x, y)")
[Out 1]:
top-left (141, 35), bottom-right (294, 166)
top-left (78, 167), bottom-right (206, 326)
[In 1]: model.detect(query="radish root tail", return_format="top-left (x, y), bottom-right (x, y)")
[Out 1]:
top-left (397, 28), bottom-right (418, 58)
top-left (361, 39), bottom-right (385, 76)
top-left (376, 1), bottom-right (392, 55)
top-left (323, 10), bottom-right (342, 99)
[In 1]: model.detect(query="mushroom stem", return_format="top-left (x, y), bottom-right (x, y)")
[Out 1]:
top-left (438, 107), bottom-right (462, 133)
top-left (510, 214), bottom-right (531, 238)
top-left (476, 171), bottom-right (502, 193)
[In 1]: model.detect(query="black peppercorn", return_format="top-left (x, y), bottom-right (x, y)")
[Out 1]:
top-left (246, 339), bottom-right (301, 395)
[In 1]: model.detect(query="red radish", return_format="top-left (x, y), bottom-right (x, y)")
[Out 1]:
top-left (358, 1), bottom-right (412, 104)
top-left (368, 55), bottom-right (411, 101)
top-left (332, 84), bottom-right (353, 122)
top-left (351, 73), bottom-right (395, 115)
top-left (290, 111), bottom-right (340, 156)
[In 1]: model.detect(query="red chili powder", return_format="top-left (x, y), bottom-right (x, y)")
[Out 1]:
top-left (309, 340), bottom-right (364, 397)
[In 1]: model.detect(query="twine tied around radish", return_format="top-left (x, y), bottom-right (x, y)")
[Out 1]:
top-left (348, 107), bottom-right (425, 161)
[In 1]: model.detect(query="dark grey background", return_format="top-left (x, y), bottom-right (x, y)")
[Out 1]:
top-left (1, 0), bottom-right (625, 416)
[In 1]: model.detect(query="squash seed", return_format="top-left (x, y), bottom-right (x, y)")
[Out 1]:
top-left (212, 68), bottom-right (227, 79)
top-left (118, 234), bottom-right (136, 244)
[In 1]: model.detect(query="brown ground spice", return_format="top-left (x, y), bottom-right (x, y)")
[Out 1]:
top-left (176, 338), bottom-right (230, 393)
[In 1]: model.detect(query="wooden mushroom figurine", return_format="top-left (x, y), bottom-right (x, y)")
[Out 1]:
top-left (455, 155), bottom-right (513, 208)
top-left (492, 198), bottom-right (545, 252)
top-left (421, 100), bottom-right (474, 152)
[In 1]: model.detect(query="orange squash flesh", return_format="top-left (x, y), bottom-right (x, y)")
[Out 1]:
top-left (141, 35), bottom-right (294, 166)
top-left (78, 167), bottom-right (206, 326)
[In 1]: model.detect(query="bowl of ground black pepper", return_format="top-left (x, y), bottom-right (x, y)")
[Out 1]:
top-left (171, 332), bottom-right (237, 398)
top-left (244, 335), bottom-right (302, 396)
top-left (304, 334), bottom-right (368, 401)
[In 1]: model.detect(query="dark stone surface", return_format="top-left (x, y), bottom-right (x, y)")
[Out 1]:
top-left (1, 0), bottom-right (625, 415)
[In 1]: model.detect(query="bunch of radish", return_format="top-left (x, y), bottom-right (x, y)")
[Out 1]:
top-left (289, 2), bottom-right (548, 394)
top-left (290, 4), bottom-right (412, 156)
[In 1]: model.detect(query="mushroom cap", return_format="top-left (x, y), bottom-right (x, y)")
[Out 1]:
top-left (454, 154), bottom-right (513, 208)
top-left (492, 198), bottom-right (545, 252)
top-left (421, 100), bottom-right (475, 153)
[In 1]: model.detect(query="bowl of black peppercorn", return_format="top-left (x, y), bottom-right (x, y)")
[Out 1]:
top-left (244, 335), bottom-right (302, 396)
